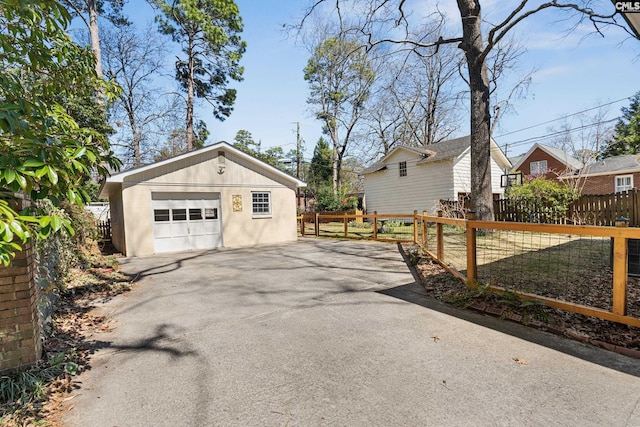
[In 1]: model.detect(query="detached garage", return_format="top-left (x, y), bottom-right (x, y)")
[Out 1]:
top-left (99, 141), bottom-right (306, 257)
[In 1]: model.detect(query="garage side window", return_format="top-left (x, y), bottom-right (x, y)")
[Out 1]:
top-left (154, 209), bottom-right (170, 222)
top-left (252, 192), bottom-right (271, 217)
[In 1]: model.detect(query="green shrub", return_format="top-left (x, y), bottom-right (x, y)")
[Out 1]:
top-left (505, 177), bottom-right (579, 223)
top-left (314, 186), bottom-right (357, 212)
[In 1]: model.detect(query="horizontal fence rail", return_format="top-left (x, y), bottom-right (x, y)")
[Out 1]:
top-left (298, 210), bottom-right (640, 328)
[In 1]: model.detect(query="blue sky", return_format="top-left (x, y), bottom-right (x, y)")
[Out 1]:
top-left (123, 0), bottom-right (640, 162)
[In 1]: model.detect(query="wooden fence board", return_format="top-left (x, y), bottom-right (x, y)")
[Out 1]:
top-left (490, 189), bottom-right (640, 227)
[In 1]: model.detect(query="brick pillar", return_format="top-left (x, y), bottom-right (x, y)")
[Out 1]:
top-left (0, 201), bottom-right (41, 372)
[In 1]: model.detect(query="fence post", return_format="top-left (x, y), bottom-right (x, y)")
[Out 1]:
top-left (300, 216), bottom-right (305, 236)
top-left (343, 212), bottom-right (348, 238)
top-left (413, 210), bottom-right (418, 244)
top-left (422, 210), bottom-right (427, 246)
top-left (466, 211), bottom-right (477, 285)
top-left (373, 211), bottom-right (378, 240)
top-left (315, 213), bottom-right (319, 237)
top-left (437, 210), bottom-right (444, 262)
top-left (612, 217), bottom-right (629, 316)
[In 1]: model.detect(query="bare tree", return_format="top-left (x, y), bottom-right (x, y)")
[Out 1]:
top-left (102, 24), bottom-right (181, 168)
top-left (548, 106), bottom-right (616, 165)
top-left (297, 1), bottom-right (636, 220)
top-left (61, 0), bottom-right (128, 99)
top-left (484, 38), bottom-right (536, 136)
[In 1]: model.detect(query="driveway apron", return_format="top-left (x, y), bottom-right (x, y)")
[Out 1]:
top-left (62, 238), bottom-right (640, 427)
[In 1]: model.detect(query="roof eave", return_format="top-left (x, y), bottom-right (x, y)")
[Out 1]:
top-left (104, 141), bottom-right (307, 188)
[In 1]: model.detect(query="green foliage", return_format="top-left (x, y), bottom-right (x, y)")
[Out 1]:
top-left (232, 129), bottom-right (287, 169)
top-left (0, 0), bottom-right (120, 265)
top-left (308, 137), bottom-right (332, 190)
top-left (601, 91), bottom-right (640, 158)
top-left (314, 186), bottom-right (357, 212)
top-left (505, 177), bottom-right (579, 222)
top-left (304, 36), bottom-right (375, 192)
top-left (153, 0), bottom-right (246, 121)
top-left (0, 352), bottom-right (78, 423)
top-left (61, 0), bottom-right (130, 27)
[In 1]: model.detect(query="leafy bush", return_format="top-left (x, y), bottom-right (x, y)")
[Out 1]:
top-left (505, 177), bottom-right (579, 223)
top-left (313, 186), bottom-right (357, 212)
top-left (34, 199), bottom-right (100, 328)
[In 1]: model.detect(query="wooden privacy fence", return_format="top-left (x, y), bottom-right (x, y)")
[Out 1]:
top-left (491, 189), bottom-right (640, 226)
top-left (297, 210), bottom-right (640, 328)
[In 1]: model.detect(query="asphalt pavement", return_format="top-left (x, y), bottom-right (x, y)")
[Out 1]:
top-left (62, 238), bottom-right (640, 426)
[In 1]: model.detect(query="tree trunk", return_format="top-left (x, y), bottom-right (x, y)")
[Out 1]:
top-left (88, 0), bottom-right (104, 103)
top-left (332, 138), bottom-right (339, 196)
top-left (126, 104), bottom-right (141, 167)
top-left (185, 35), bottom-right (195, 151)
top-left (458, 0), bottom-right (494, 221)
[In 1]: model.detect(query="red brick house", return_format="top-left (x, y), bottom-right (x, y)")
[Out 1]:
top-left (561, 154), bottom-right (640, 195)
top-left (511, 143), bottom-right (583, 181)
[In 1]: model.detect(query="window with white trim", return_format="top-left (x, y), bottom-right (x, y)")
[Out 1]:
top-left (399, 161), bottom-right (407, 177)
top-left (529, 160), bottom-right (547, 176)
top-left (252, 192), bottom-right (271, 216)
top-left (615, 175), bottom-right (633, 193)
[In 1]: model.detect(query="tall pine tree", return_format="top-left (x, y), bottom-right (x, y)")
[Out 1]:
top-left (602, 92), bottom-right (640, 158)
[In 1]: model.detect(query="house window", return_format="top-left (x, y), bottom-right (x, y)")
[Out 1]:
top-left (205, 208), bottom-right (218, 220)
top-left (153, 209), bottom-right (170, 222)
top-left (530, 160), bottom-right (547, 176)
top-left (172, 209), bottom-right (187, 221)
top-left (399, 161), bottom-right (407, 177)
top-left (189, 208), bottom-right (203, 220)
top-left (252, 192), bottom-right (271, 216)
top-left (615, 175), bottom-right (633, 193)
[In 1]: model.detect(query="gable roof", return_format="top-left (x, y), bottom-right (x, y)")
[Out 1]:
top-left (563, 154), bottom-right (640, 178)
top-left (511, 143), bottom-right (583, 172)
top-left (100, 141), bottom-right (306, 197)
top-left (361, 135), bottom-right (510, 175)
top-left (361, 145), bottom-right (435, 174)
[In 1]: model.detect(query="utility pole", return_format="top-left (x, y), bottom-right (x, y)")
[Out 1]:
top-left (296, 122), bottom-right (302, 211)
top-left (296, 122), bottom-right (301, 180)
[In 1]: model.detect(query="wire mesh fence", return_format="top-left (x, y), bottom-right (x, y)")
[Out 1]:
top-left (473, 230), bottom-right (632, 314)
top-left (298, 211), bottom-right (640, 326)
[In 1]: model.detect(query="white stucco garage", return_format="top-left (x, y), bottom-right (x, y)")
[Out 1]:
top-left (99, 142), bottom-right (306, 256)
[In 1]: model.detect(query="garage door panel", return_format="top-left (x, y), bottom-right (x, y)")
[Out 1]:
top-left (151, 193), bottom-right (222, 254)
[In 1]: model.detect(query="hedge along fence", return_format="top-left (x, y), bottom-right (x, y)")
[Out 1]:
top-left (298, 210), bottom-right (640, 328)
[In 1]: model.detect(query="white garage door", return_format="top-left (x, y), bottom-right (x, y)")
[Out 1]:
top-left (151, 192), bottom-right (222, 253)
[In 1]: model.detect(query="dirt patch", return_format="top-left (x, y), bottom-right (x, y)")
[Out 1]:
top-left (403, 244), bottom-right (640, 355)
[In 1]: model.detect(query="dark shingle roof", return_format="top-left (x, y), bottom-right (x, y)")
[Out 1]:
top-left (579, 154), bottom-right (640, 175)
top-left (417, 136), bottom-right (471, 164)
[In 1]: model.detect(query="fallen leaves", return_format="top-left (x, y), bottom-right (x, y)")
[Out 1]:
top-left (512, 357), bottom-right (529, 365)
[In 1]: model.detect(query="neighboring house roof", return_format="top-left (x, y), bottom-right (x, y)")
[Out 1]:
top-left (100, 141), bottom-right (306, 198)
top-left (511, 143), bottom-right (583, 172)
top-left (361, 135), bottom-right (510, 175)
top-left (508, 154), bottom-right (524, 167)
top-left (561, 154), bottom-right (640, 178)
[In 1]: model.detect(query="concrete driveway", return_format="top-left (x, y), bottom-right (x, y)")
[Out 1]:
top-left (63, 238), bottom-right (640, 426)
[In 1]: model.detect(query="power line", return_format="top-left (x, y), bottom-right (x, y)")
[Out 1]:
top-left (494, 97), bottom-right (628, 138)
top-left (501, 118), bottom-right (618, 153)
